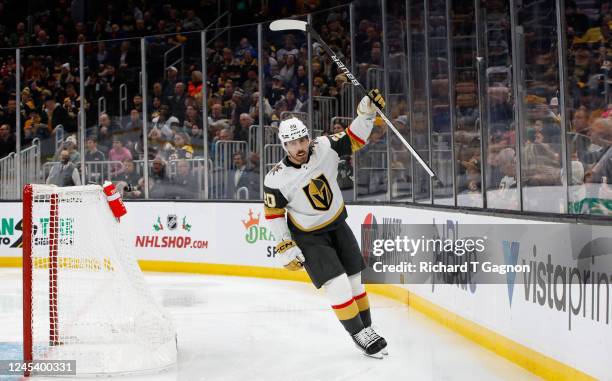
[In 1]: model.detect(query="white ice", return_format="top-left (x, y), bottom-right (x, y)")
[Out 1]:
top-left (0, 269), bottom-right (540, 381)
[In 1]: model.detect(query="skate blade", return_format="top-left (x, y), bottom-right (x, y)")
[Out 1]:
top-left (363, 351), bottom-right (384, 359)
top-left (355, 344), bottom-right (385, 359)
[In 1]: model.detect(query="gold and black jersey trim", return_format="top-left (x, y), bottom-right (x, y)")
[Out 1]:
top-left (264, 206), bottom-right (286, 220)
top-left (327, 127), bottom-right (366, 156)
top-left (263, 185), bottom-right (288, 209)
top-left (287, 203), bottom-right (347, 233)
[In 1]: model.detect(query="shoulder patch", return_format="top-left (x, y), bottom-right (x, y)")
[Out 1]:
top-left (270, 163), bottom-right (283, 175)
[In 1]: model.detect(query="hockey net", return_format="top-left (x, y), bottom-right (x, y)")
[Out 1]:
top-left (22, 184), bottom-right (177, 376)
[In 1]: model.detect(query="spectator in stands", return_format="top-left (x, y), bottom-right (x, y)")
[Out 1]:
top-left (250, 91), bottom-right (273, 121)
top-left (279, 54), bottom-right (297, 87)
top-left (242, 68), bottom-right (259, 96)
top-left (46, 149), bottom-right (81, 186)
top-left (2, 98), bottom-right (18, 133)
top-left (236, 113), bottom-right (253, 142)
top-left (297, 82), bottom-right (308, 103)
top-left (113, 159), bottom-right (143, 198)
top-left (42, 96), bottom-right (70, 134)
top-left (96, 113), bottom-right (117, 153)
top-left (167, 82), bottom-right (187, 122)
top-left (235, 37), bottom-right (255, 60)
top-left (189, 123), bottom-right (204, 157)
top-left (226, 151), bottom-right (259, 199)
top-left (284, 88), bottom-right (303, 112)
top-left (148, 156), bottom-right (169, 198)
top-left (61, 135), bottom-right (81, 164)
top-left (150, 97), bottom-right (163, 119)
top-left (152, 105), bottom-right (180, 141)
top-left (151, 82), bottom-right (165, 104)
top-left (188, 71), bottom-right (204, 98)
top-left (169, 159), bottom-right (199, 199)
top-left (587, 118), bottom-right (612, 185)
top-left (221, 80), bottom-right (236, 107)
top-left (239, 50), bottom-right (258, 80)
top-left (183, 105), bottom-right (201, 131)
top-left (229, 88), bottom-right (250, 127)
top-left (277, 34), bottom-right (299, 62)
top-left (85, 136), bottom-right (105, 162)
top-left (117, 40), bottom-right (138, 74)
top-left (125, 109), bottom-right (143, 141)
top-left (295, 65), bottom-right (308, 89)
top-left (132, 95), bottom-right (143, 114)
top-left (209, 103), bottom-right (227, 124)
top-left (170, 132), bottom-right (194, 160)
top-left (0, 124), bottom-right (15, 158)
top-left (269, 75), bottom-right (285, 107)
top-left (183, 10), bottom-right (205, 31)
top-left (109, 137), bottom-right (132, 163)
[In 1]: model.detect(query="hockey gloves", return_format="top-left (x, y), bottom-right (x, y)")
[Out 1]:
top-left (357, 89), bottom-right (385, 117)
top-left (276, 240), bottom-right (305, 271)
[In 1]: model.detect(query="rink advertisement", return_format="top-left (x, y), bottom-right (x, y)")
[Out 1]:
top-left (121, 203), bottom-right (281, 267)
top-left (346, 205), bottom-right (611, 381)
top-left (0, 203), bottom-right (24, 256)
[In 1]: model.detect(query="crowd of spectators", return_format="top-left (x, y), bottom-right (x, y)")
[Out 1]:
top-left (0, 0), bottom-right (608, 214)
top-left (0, 1), bottom-right (357, 200)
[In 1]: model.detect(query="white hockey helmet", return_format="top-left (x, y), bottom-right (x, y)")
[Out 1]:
top-left (278, 117), bottom-right (309, 146)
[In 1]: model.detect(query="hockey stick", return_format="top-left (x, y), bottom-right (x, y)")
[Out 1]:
top-left (270, 19), bottom-right (436, 178)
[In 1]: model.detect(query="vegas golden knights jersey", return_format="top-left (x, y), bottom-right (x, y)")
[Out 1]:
top-left (263, 114), bottom-right (374, 234)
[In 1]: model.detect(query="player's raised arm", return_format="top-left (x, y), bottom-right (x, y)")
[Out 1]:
top-left (326, 89), bottom-right (385, 157)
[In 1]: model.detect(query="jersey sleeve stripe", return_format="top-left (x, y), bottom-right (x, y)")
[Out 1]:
top-left (346, 127), bottom-right (366, 152)
top-left (265, 214), bottom-right (285, 220)
top-left (264, 205), bottom-right (286, 220)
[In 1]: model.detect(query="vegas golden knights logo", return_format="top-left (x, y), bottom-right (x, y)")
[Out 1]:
top-left (303, 174), bottom-right (333, 211)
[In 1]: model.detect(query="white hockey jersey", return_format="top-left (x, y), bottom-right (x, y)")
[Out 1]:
top-left (263, 114), bottom-right (374, 236)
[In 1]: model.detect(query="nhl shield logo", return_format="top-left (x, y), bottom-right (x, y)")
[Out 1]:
top-left (167, 214), bottom-right (178, 230)
top-left (303, 174), bottom-right (333, 211)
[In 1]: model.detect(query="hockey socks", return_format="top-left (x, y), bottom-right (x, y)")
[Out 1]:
top-left (348, 273), bottom-right (371, 327)
top-left (323, 274), bottom-right (364, 335)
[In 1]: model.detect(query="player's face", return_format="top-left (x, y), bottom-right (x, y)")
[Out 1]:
top-left (285, 136), bottom-right (311, 164)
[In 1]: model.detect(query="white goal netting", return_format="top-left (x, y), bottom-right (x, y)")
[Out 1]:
top-left (23, 184), bottom-right (177, 376)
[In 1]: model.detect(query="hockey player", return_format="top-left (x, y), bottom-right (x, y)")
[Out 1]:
top-left (263, 89), bottom-right (388, 358)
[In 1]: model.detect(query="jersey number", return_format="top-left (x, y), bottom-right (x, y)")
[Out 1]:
top-left (264, 192), bottom-right (276, 208)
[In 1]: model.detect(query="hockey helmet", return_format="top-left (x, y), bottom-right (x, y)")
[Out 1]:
top-left (278, 117), bottom-right (309, 146)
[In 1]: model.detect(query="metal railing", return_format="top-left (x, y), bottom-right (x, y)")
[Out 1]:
top-left (330, 116), bottom-right (353, 131)
top-left (312, 97), bottom-right (337, 135)
top-left (205, 11), bottom-right (232, 48)
top-left (211, 140), bottom-right (248, 199)
top-left (0, 152), bottom-right (17, 199)
top-left (163, 45), bottom-right (184, 79)
top-left (20, 138), bottom-right (42, 188)
top-left (366, 67), bottom-right (385, 91)
top-left (98, 96), bottom-right (106, 117)
top-left (264, 144), bottom-right (284, 173)
top-left (0, 139), bottom-right (41, 199)
top-left (119, 84), bottom-right (128, 121)
top-left (248, 124), bottom-right (279, 154)
top-left (55, 125), bottom-right (65, 154)
top-left (338, 82), bottom-right (355, 118)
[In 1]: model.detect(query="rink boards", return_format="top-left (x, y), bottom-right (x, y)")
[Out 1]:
top-left (0, 201), bottom-right (609, 381)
